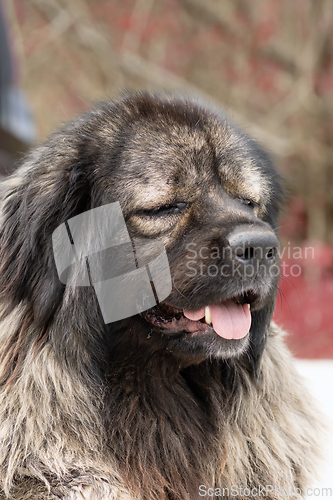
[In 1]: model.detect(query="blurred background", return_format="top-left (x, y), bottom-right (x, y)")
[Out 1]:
top-left (1, 0), bottom-right (333, 490)
top-left (1, 0), bottom-right (333, 357)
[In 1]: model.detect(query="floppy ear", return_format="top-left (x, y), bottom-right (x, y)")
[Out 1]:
top-left (0, 156), bottom-right (91, 326)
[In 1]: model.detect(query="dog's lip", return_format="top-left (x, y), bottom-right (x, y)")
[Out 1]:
top-left (141, 291), bottom-right (258, 338)
top-left (142, 306), bottom-right (215, 336)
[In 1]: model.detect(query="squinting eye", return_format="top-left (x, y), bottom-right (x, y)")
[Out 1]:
top-left (140, 202), bottom-right (187, 217)
top-left (240, 198), bottom-right (260, 209)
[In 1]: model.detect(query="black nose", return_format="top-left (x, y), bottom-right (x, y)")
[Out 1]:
top-left (227, 226), bottom-right (279, 266)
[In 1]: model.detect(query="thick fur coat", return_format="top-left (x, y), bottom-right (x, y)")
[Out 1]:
top-left (0, 93), bottom-right (325, 499)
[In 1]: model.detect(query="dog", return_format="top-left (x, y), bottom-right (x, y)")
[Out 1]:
top-left (0, 92), bottom-right (325, 499)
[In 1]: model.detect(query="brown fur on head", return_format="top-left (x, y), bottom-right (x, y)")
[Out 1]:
top-left (0, 92), bottom-right (326, 499)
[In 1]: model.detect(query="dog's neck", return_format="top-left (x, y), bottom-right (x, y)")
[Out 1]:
top-left (103, 344), bottom-right (228, 500)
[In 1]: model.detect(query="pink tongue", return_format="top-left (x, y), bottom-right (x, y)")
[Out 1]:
top-left (183, 301), bottom-right (251, 339)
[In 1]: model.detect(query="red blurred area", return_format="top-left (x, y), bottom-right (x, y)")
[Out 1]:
top-left (273, 242), bottom-right (333, 358)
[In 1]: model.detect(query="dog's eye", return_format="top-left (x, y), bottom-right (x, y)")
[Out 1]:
top-left (239, 198), bottom-right (260, 209)
top-left (140, 202), bottom-right (187, 217)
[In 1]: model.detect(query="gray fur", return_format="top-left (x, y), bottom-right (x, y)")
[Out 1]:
top-left (0, 92), bottom-right (326, 499)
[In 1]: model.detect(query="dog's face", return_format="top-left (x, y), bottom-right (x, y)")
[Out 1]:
top-left (87, 94), bottom-right (284, 366)
top-left (0, 93), bottom-right (284, 370)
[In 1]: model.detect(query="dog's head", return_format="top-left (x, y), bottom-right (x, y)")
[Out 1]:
top-left (0, 92), bottom-right (284, 372)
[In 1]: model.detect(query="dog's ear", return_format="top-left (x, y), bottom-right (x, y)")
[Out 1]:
top-left (0, 156), bottom-right (91, 326)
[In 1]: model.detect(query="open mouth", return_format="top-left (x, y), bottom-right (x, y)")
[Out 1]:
top-left (141, 291), bottom-right (258, 340)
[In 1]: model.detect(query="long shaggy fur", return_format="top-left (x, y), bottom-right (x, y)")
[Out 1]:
top-left (0, 92), bottom-right (326, 499)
